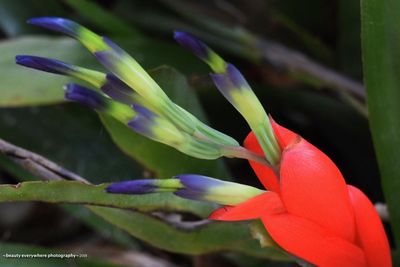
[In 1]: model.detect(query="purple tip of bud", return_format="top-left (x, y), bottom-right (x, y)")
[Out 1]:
top-left (127, 113), bottom-right (154, 138)
top-left (132, 104), bottom-right (155, 119)
top-left (101, 84), bottom-right (132, 105)
top-left (65, 83), bottom-right (106, 110)
top-left (94, 50), bottom-right (118, 71)
top-left (174, 189), bottom-right (205, 201)
top-left (106, 74), bottom-right (132, 93)
top-left (210, 63), bottom-right (250, 103)
top-left (175, 174), bottom-right (223, 191)
top-left (15, 55), bottom-right (74, 75)
top-left (127, 104), bottom-right (158, 137)
top-left (226, 63), bottom-right (249, 89)
top-left (27, 17), bottom-right (79, 37)
top-left (106, 180), bottom-right (157, 194)
top-left (101, 75), bottom-right (135, 105)
top-left (103, 36), bottom-right (124, 55)
top-left (210, 72), bottom-right (234, 101)
top-left (173, 31), bottom-right (208, 60)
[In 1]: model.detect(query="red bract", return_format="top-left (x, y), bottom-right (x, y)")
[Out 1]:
top-left (209, 120), bottom-right (391, 267)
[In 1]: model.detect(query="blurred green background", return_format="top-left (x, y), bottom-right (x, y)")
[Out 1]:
top-left (0, 0), bottom-right (398, 266)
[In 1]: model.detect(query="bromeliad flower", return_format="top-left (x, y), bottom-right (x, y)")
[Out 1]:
top-left (16, 18), bottom-right (391, 267)
top-left (15, 17), bottom-right (269, 165)
top-left (109, 33), bottom-right (392, 266)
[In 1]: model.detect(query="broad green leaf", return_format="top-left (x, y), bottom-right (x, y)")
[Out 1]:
top-left (100, 66), bottom-right (229, 178)
top-left (89, 206), bottom-right (289, 260)
top-left (0, 242), bottom-right (122, 267)
top-left (0, 181), bottom-right (213, 217)
top-left (0, 37), bottom-right (93, 107)
top-left (361, 0), bottom-right (400, 246)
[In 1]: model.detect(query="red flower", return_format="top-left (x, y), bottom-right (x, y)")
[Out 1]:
top-left (210, 120), bottom-right (391, 267)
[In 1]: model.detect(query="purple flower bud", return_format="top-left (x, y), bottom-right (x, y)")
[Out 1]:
top-left (127, 114), bottom-right (154, 138)
top-left (64, 83), bottom-right (106, 110)
top-left (127, 105), bottom-right (158, 138)
top-left (106, 180), bottom-right (158, 194)
top-left (106, 74), bottom-right (132, 93)
top-left (226, 63), bottom-right (249, 89)
top-left (174, 31), bottom-right (208, 60)
top-left (172, 174), bottom-right (221, 202)
top-left (94, 50), bottom-right (119, 74)
top-left (210, 72), bottom-right (234, 102)
top-left (27, 17), bottom-right (79, 38)
top-left (173, 174), bottom-right (264, 205)
top-left (101, 74), bottom-right (136, 105)
top-left (132, 104), bottom-right (156, 119)
top-left (103, 36), bottom-right (124, 55)
top-left (175, 174), bottom-right (223, 191)
top-left (174, 189), bottom-right (204, 201)
top-left (15, 55), bottom-right (75, 75)
top-left (210, 63), bottom-right (250, 103)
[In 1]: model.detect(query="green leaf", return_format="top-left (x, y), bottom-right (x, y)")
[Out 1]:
top-left (0, 181), bottom-right (288, 260)
top-left (0, 37), bottom-right (94, 107)
top-left (89, 206), bottom-right (289, 260)
top-left (361, 0), bottom-right (400, 246)
top-left (100, 66), bottom-right (229, 178)
top-left (0, 181), bottom-right (213, 217)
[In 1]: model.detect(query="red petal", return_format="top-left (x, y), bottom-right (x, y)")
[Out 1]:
top-left (280, 138), bottom-right (356, 242)
top-left (244, 132), bottom-right (280, 192)
top-left (243, 119), bottom-right (298, 192)
top-left (262, 213), bottom-right (367, 267)
top-left (208, 192), bottom-right (285, 221)
top-left (347, 185), bottom-right (392, 267)
top-left (269, 117), bottom-right (297, 149)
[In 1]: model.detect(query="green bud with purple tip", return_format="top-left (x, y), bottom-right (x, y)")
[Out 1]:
top-left (128, 105), bottom-right (224, 159)
top-left (20, 18), bottom-right (259, 162)
top-left (28, 18), bottom-right (169, 106)
top-left (16, 55), bottom-right (106, 88)
top-left (65, 83), bottom-right (136, 123)
top-left (175, 174), bottom-right (265, 205)
top-left (175, 31), bottom-right (281, 165)
top-left (106, 174), bottom-right (265, 206)
top-left (28, 17), bottom-right (108, 53)
top-left (14, 55), bottom-right (150, 110)
top-left (174, 31), bottom-right (226, 73)
top-left (128, 104), bottom-right (186, 146)
top-left (211, 64), bottom-right (280, 164)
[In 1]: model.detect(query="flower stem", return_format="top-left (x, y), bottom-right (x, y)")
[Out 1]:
top-left (222, 145), bottom-right (272, 168)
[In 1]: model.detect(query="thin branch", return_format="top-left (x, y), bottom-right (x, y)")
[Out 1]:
top-left (258, 39), bottom-right (365, 99)
top-left (222, 145), bottom-right (272, 167)
top-left (0, 138), bottom-right (89, 184)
